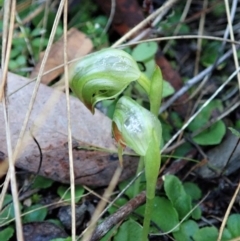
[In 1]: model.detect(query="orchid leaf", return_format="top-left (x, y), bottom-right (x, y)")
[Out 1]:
top-left (149, 66), bottom-right (163, 116)
top-left (114, 219), bottom-right (143, 241)
top-left (164, 174), bottom-right (192, 220)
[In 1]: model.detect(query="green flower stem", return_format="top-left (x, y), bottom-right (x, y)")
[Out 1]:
top-left (134, 156), bottom-right (144, 197)
top-left (138, 73), bottom-right (151, 95)
top-left (142, 131), bottom-right (161, 241)
top-left (134, 67), bottom-right (163, 219)
top-left (142, 197), bottom-right (154, 241)
top-left (141, 67), bottom-right (162, 240)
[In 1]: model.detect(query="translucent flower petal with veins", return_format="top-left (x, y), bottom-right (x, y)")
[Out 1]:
top-left (69, 48), bottom-right (142, 113)
top-left (112, 96), bottom-right (161, 156)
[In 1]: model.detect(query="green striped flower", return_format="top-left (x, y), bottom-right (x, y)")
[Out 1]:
top-left (69, 48), bottom-right (145, 113)
top-left (112, 96), bottom-right (161, 156)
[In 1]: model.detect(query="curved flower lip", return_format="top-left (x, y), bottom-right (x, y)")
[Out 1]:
top-left (69, 48), bottom-right (142, 113)
top-left (112, 96), bottom-right (162, 156)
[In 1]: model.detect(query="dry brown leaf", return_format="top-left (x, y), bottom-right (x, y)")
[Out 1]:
top-left (0, 70), bottom-right (138, 186)
top-left (30, 28), bottom-right (93, 85)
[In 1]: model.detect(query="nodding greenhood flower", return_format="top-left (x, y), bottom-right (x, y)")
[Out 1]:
top-left (69, 48), bottom-right (149, 113)
top-left (112, 96), bottom-right (161, 156)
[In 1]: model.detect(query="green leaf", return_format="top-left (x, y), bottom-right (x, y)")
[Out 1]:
top-left (10, 48), bottom-right (21, 58)
top-left (113, 219), bottom-right (142, 241)
top-left (191, 206), bottom-right (202, 220)
top-left (193, 120), bottom-right (226, 145)
top-left (221, 228), bottom-right (233, 241)
top-left (193, 227), bottom-right (218, 241)
top-left (23, 204), bottom-right (47, 223)
top-left (164, 175), bottom-right (192, 219)
top-left (212, 2), bottom-right (225, 17)
top-left (151, 197), bottom-right (179, 232)
top-left (174, 142), bottom-right (192, 157)
top-left (149, 66), bottom-right (163, 116)
top-left (16, 55), bottom-right (27, 66)
top-left (50, 238), bottom-right (72, 241)
top-left (0, 195), bottom-right (22, 225)
top-left (173, 220), bottom-right (199, 241)
top-left (107, 197), bottom-right (128, 215)
top-left (228, 127), bottom-right (240, 138)
top-left (201, 42), bottom-right (221, 67)
top-left (188, 100), bottom-right (223, 130)
top-left (57, 185), bottom-right (84, 203)
top-left (46, 219), bottom-right (64, 228)
top-left (0, 227), bottom-right (14, 241)
top-left (100, 227), bottom-right (118, 241)
top-left (32, 38), bottom-right (49, 48)
top-left (169, 112), bottom-right (182, 129)
top-left (142, 59), bottom-right (156, 79)
top-left (227, 214), bottom-right (240, 237)
top-left (162, 80), bottom-right (175, 98)
top-left (132, 42), bottom-right (158, 61)
top-left (236, 120), bottom-right (240, 129)
top-left (188, 100), bottom-right (226, 145)
top-left (136, 197), bottom-right (179, 233)
top-left (9, 60), bottom-right (19, 70)
top-left (183, 182), bottom-right (202, 201)
top-left (118, 179), bottom-right (146, 200)
top-left (32, 176), bottom-right (54, 189)
top-left (118, 180), bottom-right (135, 200)
top-left (31, 28), bottom-right (46, 37)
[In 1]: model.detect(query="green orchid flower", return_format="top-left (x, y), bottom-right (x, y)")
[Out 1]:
top-left (112, 96), bottom-right (162, 241)
top-left (112, 96), bottom-right (161, 156)
top-left (69, 48), bottom-right (150, 113)
top-left (68, 47), bottom-right (163, 241)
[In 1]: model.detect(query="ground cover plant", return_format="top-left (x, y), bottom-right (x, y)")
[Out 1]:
top-left (0, 0), bottom-right (240, 241)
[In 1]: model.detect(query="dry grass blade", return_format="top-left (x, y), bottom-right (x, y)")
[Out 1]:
top-left (63, 1), bottom-right (76, 240)
top-left (194, 0), bottom-right (208, 75)
top-left (217, 181), bottom-right (240, 241)
top-left (1, 1), bottom-right (240, 240)
top-left (163, 0), bottom-right (192, 53)
top-left (81, 166), bottom-right (122, 241)
top-left (160, 48), bottom-right (234, 113)
top-left (102, 0), bottom-right (116, 35)
top-left (0, 0), bottom-right (66, 233)
top-left (0, 0), bottom-right (23, 241)
top-left (162, 66), bottom-right (240, 152)
top-left (151, 191), bottom-right (210, 236)
top-left (0, 0), bottom-right (16, 100)
top-left (111, 0), bottom-right (179, 48)
top-left (0, 1), bottom-right (24, 240)
top-left (224, 0), bottom-right (240, 90)
top-left (164, 99), bottom-right (240, 153)
top-left (119, 35), bottom-right (240, 48)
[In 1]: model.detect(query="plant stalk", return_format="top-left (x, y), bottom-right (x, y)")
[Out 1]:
top-left (134, 156), bottom-right (144, 197)
top-left (142, 197), bottom-right (154, 241)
